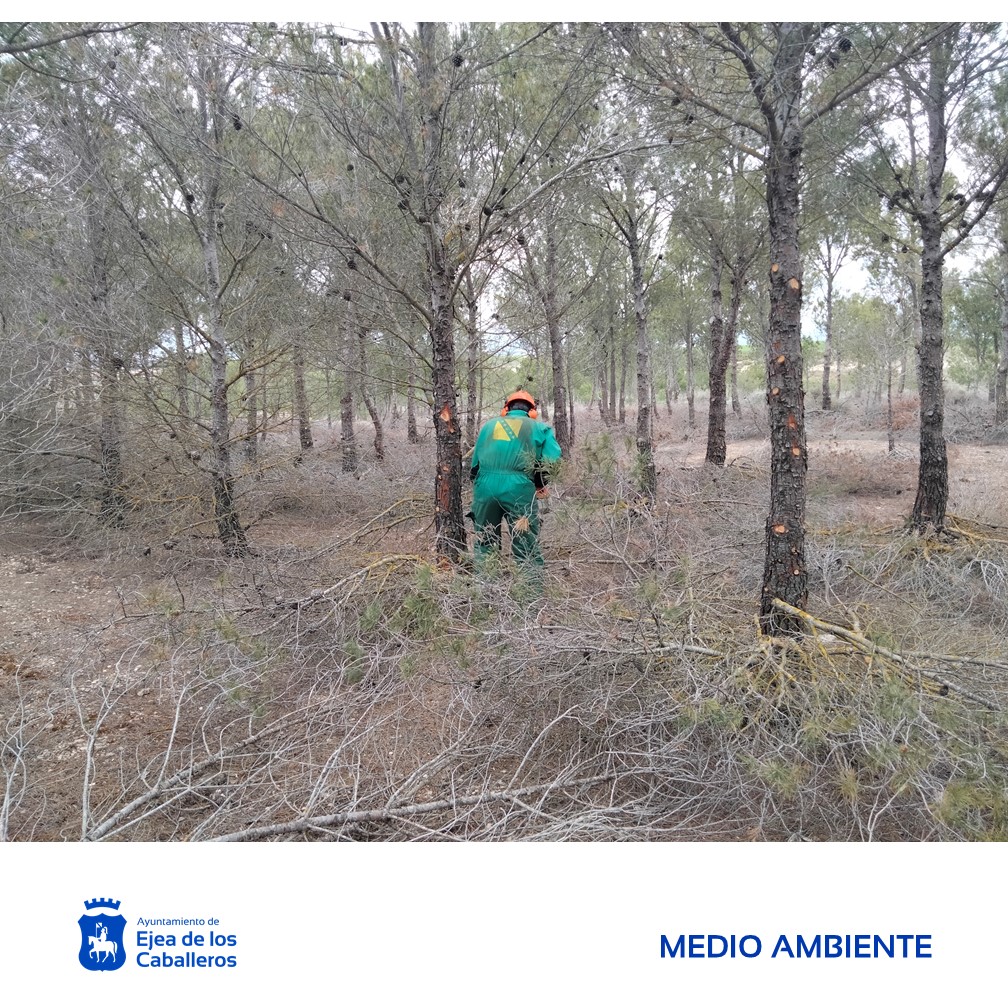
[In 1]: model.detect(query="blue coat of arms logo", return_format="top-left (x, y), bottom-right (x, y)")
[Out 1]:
top-left (78, 898), bottom-right (127, 971)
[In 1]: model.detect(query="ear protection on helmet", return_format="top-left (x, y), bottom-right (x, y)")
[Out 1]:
top-left (502, 389), bottom-right (538, 419)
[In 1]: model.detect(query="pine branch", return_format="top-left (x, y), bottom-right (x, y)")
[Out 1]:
top-left (210, 774), bottom-right (618, 841)
top-left (770, 598), bottom-right (1003, 711)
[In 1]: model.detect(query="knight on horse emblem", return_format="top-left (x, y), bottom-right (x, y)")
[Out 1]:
top-left (78, 897), bottom-right (127, 971)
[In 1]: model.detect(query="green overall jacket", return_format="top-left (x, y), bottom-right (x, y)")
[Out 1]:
top-left (469, 408), bottom-right (562, 569)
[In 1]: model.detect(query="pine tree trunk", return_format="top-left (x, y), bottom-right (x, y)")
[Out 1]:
top-left (730, 335), bottom-right (741, 417)
top-left (758, 31), bottom-right (809, 636)
top-left (599, 325), bottom-right (611, 426)
top-left (292, 340), bottom-right (313, 451)
top-left (191, 54), bottom-right (249, 553)
top-left (609, 318), bottom-right (617, 422)
top-left (98, 351), bottom-right (126, 527)
top-left (370, 22), bottom-right (465, 560)
top-left (407, 351), bottom-right (419, 444)
top-left (821, 271), bottom-right (834, 410)
top-left (997, 323), bottom-right (1008, 424)
top-left (705, 248), bottom-right (728, 465)
top-left (996, 218), bottom-right (1008, 425)
top-left (542, 223), bottom-right (570, 452)
top-left (174, 322), bottom-right (191, 430)
top-left (630, 230), bottom-right (656, 501)
top-left (887, 361), bottom-right (895, 453)
top-left (420, 25), bottom-right (466, 560)
top-left (618, 326), bottom-right (628, 424)
top-left (464, 270), bottom-right (480, 451)
top-left (358, 329), bottom-right (384, 460)
top-left (566, 337), bottom-right (576, 446)
top-left (80, 348), bottom-right (95, 419)
top-left (686, 328), bottom-right (696, 428)
top-left (324, 362), bottom-right (333, 427)
top-left (911, 44), bottom-right (951, 532)
top-left (85, 206), bottom-right (126, 527)
top-left (429, 273), bottom-right (465, 560)
top-left (243, 361), bottom-right (258, 467)
top-left (912, 214), bottom-right (949, 529)
top-left (726, 270), bottom-right (744, 423)
top-left (340, 329), bottom-right (358, 474)
top-left (202, 235), bottom-right (248, 554)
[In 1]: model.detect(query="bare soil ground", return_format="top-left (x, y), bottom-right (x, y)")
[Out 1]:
top-left (2, 397), bottom-right (1007, 841)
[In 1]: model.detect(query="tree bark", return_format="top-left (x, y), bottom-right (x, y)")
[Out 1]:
top-left (757, 26), bottom-right (810, 635)
top-left (526, 220), bottom-right (570, 452)
top-left (81, 152), bottom-right (126, 526)
top-left (686, 327), bottom-right (696, 428)
top-left (407, 351), bottom-right (419, 444)
top-left (97, 351), bottom-right (126, 527)
top-left (375, 22), bottom-right (465, 560)
top-left (599, 324), bottom-right (611, 425)
top-left (174, 322), bottom-right (191, 430)
top-left (618, 322), bottom-right (628, 424)
top-left (324, 360), bottom-right (333, 428)
top-left (996, 214), bottom-right (1008, 425)
top-left (243, 352), bottom-right (258, 467)
top-left (887, 361), bottom-right (895, 453)
top-left (821, 269), bottom-right (834, 409)
top-left (429, 268), bottom-right (465, 559)
top-left (705, 244), bottom-right (729, 465)
top-left (911, 41), bottom-right (951, 532)
top-left (912, 212), bottom-right (949, 529)
top-left (201, 228), bottom-right (248, 554)
top-left (730, 335), bottom-right (741, 417)
top-left (566, 335), bottom-right (576, 446)
top-left (80, 348), bottom-right (95, 420)
top-left (292, 339), bottom-right (313, 451)
top-left (464, 269), bottom-right (480, 451)
top-left (629, 227), bottom-right (656, 501)
top-left (419, 26), bottom-right (466, 560)
top-left (340, 327), bottom-right (358, 474)
top-left (609, 317), bottom-right (618, 424)
top-left (358, 328), bottom-right (384, 460)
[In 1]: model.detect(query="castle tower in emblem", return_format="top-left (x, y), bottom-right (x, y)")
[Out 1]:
top-left (78, 898), bottom-right (127, 971)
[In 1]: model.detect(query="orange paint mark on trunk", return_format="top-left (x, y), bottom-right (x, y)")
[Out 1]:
top-left (788, 278), bottom-right (800, 291)
top-left (786, 414), bottom-right (797, 430)
top-left (772, 523), bottom-right (787, 534)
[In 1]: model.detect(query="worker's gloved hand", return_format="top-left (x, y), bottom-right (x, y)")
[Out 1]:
top-left (534, 487), bottom-right (550, 500)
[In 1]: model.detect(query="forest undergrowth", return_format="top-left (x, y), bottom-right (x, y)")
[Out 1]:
top-left (2, 401), bottom-right (1007, 842)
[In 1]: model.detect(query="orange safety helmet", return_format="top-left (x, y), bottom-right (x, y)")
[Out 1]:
top-left (501, 389), bottom-right (538, 419)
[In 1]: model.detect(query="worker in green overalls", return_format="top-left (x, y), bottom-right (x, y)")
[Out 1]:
top-left (470, 390), bottom-right (562, 590)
